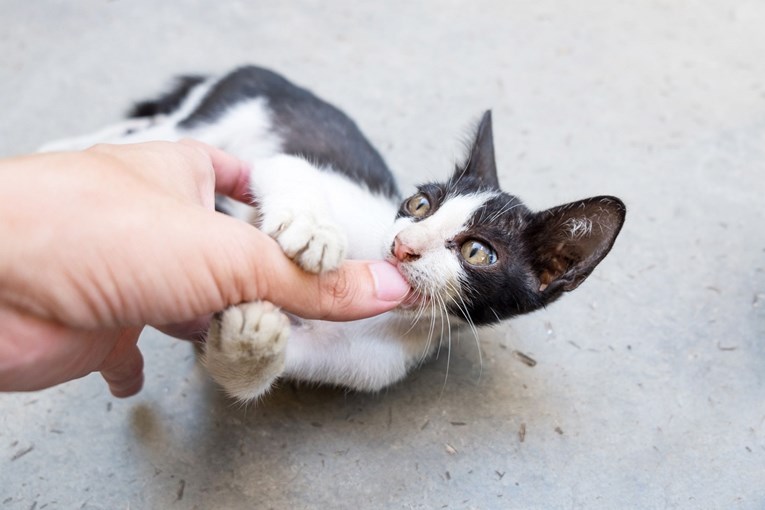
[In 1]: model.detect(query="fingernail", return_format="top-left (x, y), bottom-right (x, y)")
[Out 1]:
top-left (369, 261), bottom-right (410, 302)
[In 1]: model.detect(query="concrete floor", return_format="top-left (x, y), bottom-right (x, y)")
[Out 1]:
top-left (1, 1), bottom-right (764, 509)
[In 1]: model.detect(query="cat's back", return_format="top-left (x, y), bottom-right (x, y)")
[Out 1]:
top-left (179, 66), bottom-right (399, 198)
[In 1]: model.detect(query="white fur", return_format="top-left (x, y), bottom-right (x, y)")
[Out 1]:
top-left (565, 217), bottom-right (593, 238)
top-left (40, 91), bottom-right (492, 401)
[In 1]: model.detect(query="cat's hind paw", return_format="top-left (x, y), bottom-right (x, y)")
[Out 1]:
top-left (204, 301), bottom-right (289, 401)
top-left (262, 211), bottom-right (347, 273)
top-left (37, 117), bottom-right (157, 152)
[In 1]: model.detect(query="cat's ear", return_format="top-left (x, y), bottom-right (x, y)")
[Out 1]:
top-left (525, 196), bottom-right (626, 298)
top-left (456, 110), bottom-right (500, 189)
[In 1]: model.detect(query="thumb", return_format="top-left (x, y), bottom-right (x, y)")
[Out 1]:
top-left (265, 259), bottom-right (411, 321)
top-left (156, 258), bottom-right (410, 338)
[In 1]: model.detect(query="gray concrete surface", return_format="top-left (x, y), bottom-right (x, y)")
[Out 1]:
top-left (1, 1), bottom-right (764, 509)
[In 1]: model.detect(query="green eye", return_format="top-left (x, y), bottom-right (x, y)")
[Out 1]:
top-left (460, 240), bottom-right (497, 266)
top-left (405, 193), bottom-right (431, 217)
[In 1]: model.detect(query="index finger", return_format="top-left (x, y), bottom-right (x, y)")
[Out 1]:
top-left (179, 139), bottom-right (253, 204)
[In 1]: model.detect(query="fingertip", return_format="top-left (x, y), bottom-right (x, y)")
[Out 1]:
top-left (101, 341), bottom-right (145, 398)
top-left (368, 261), bottom-right (410, 302)
top-left (107, 371), bottom-right (144, 398)
top-left (306, 260), bottom-right (411, 321)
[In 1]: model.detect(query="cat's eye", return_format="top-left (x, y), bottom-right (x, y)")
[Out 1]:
top-left (460, 240), bottom-right (497, 266)
top-left (405, 193), bottom-right (431, 218)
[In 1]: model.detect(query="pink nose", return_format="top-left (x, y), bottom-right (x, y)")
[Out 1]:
top-left (392, 236), bottom-right (420, 262)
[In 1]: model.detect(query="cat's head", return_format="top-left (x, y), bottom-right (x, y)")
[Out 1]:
top-left (385, 111), bottom-right (626, 325)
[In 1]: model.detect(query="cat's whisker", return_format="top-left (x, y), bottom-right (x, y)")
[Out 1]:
top-left (438, 293), bottom-right (446, 353)
top-left (427, 296), bottom-right (439, 360)
top-left (404, 311), bottom-right (422, 336)
top-left (417, 297), bottom-right (436, 365)
top-left (445, 280), bottom-right (483, 377)
top-left (418, 333), bottom-right (433, 366)
top-left (487, 200), bottom-right (521, 223)
top-left (450, 161), bottom-right (470, 190)
top-left (415, 292), bottom-right (436, 365)
top-left (404, 289), bottom-right (427, 333)
top-left (413, 288), bottom-right (434, 325)
top-left (435, 292), bottom-right (453, 395)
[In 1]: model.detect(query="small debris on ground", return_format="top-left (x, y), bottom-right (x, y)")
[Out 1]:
top-left (10, 444), bottom-right (34, 461)
top-left (176, 479), bottom-right (186, 501)
top-left (512, 350), bottom-right (537, 367)
top-left (518, 423), bottom-right (526, 443)
top-left (444, 443), bottom-right (457, 455)
top-left (554, 426), bottom-right (564, 435)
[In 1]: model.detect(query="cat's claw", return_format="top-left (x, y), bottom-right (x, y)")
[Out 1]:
top-left (263, 211), bottom-right (347, 273)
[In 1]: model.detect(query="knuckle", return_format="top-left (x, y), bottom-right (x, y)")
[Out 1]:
top-left (318, 270), bottom-right (354, 319)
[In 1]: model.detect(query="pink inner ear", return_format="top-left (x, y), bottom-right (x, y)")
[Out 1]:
top-left (537, 243), bottom-right (573, 291)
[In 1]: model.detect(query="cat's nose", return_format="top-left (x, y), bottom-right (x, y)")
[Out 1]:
top-left (392, 236), bottom-right (421, 262)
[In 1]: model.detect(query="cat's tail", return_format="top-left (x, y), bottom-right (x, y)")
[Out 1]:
top-left (127, 75), bottom-right (208, 118)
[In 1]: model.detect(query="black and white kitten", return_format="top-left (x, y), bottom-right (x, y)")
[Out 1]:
top-left (41, 66), bottom-right (625, 401)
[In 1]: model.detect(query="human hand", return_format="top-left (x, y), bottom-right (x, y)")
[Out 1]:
top-left (0, 141), bottom-right (409, 397)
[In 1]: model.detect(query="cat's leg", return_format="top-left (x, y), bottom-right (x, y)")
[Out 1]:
top-left (202, 301), bottom-right (290, 402)
top-left (38, 116), bottom-right (178, 152)
top-left (250, 154), bottom-right (348, 273)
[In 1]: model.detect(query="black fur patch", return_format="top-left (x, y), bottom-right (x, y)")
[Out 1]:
top-left (128, 75), bottom-right (208, 118)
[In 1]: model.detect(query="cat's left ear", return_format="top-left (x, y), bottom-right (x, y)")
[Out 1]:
top-left (525, 196), bottom-right (626, 298)
top-left (456, 110), bottom-right (500, 189)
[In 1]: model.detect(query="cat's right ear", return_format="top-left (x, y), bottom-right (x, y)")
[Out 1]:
top-left (455, 110), bottom-right (500, 189)
top-left (525, 196), bottom-right (626, 301)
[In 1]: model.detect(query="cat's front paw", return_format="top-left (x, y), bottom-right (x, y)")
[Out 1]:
top-left (204, 301), bottom-right (289, 401)
top-left (262, 211), bottom-right (347, 273)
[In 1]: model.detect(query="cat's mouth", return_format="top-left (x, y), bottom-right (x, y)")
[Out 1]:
top-left (388, 260), bottom-right (435, 310)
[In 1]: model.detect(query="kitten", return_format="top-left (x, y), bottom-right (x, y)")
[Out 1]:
top-left (41, 66), bottom-right (626, 401)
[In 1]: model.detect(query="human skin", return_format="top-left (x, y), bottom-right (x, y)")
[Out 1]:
top-left (0, 141), bottom-right (409, 397)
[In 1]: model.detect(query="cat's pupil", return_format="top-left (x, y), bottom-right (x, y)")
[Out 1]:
top-left (460, 240), bottom-right (497, 266)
